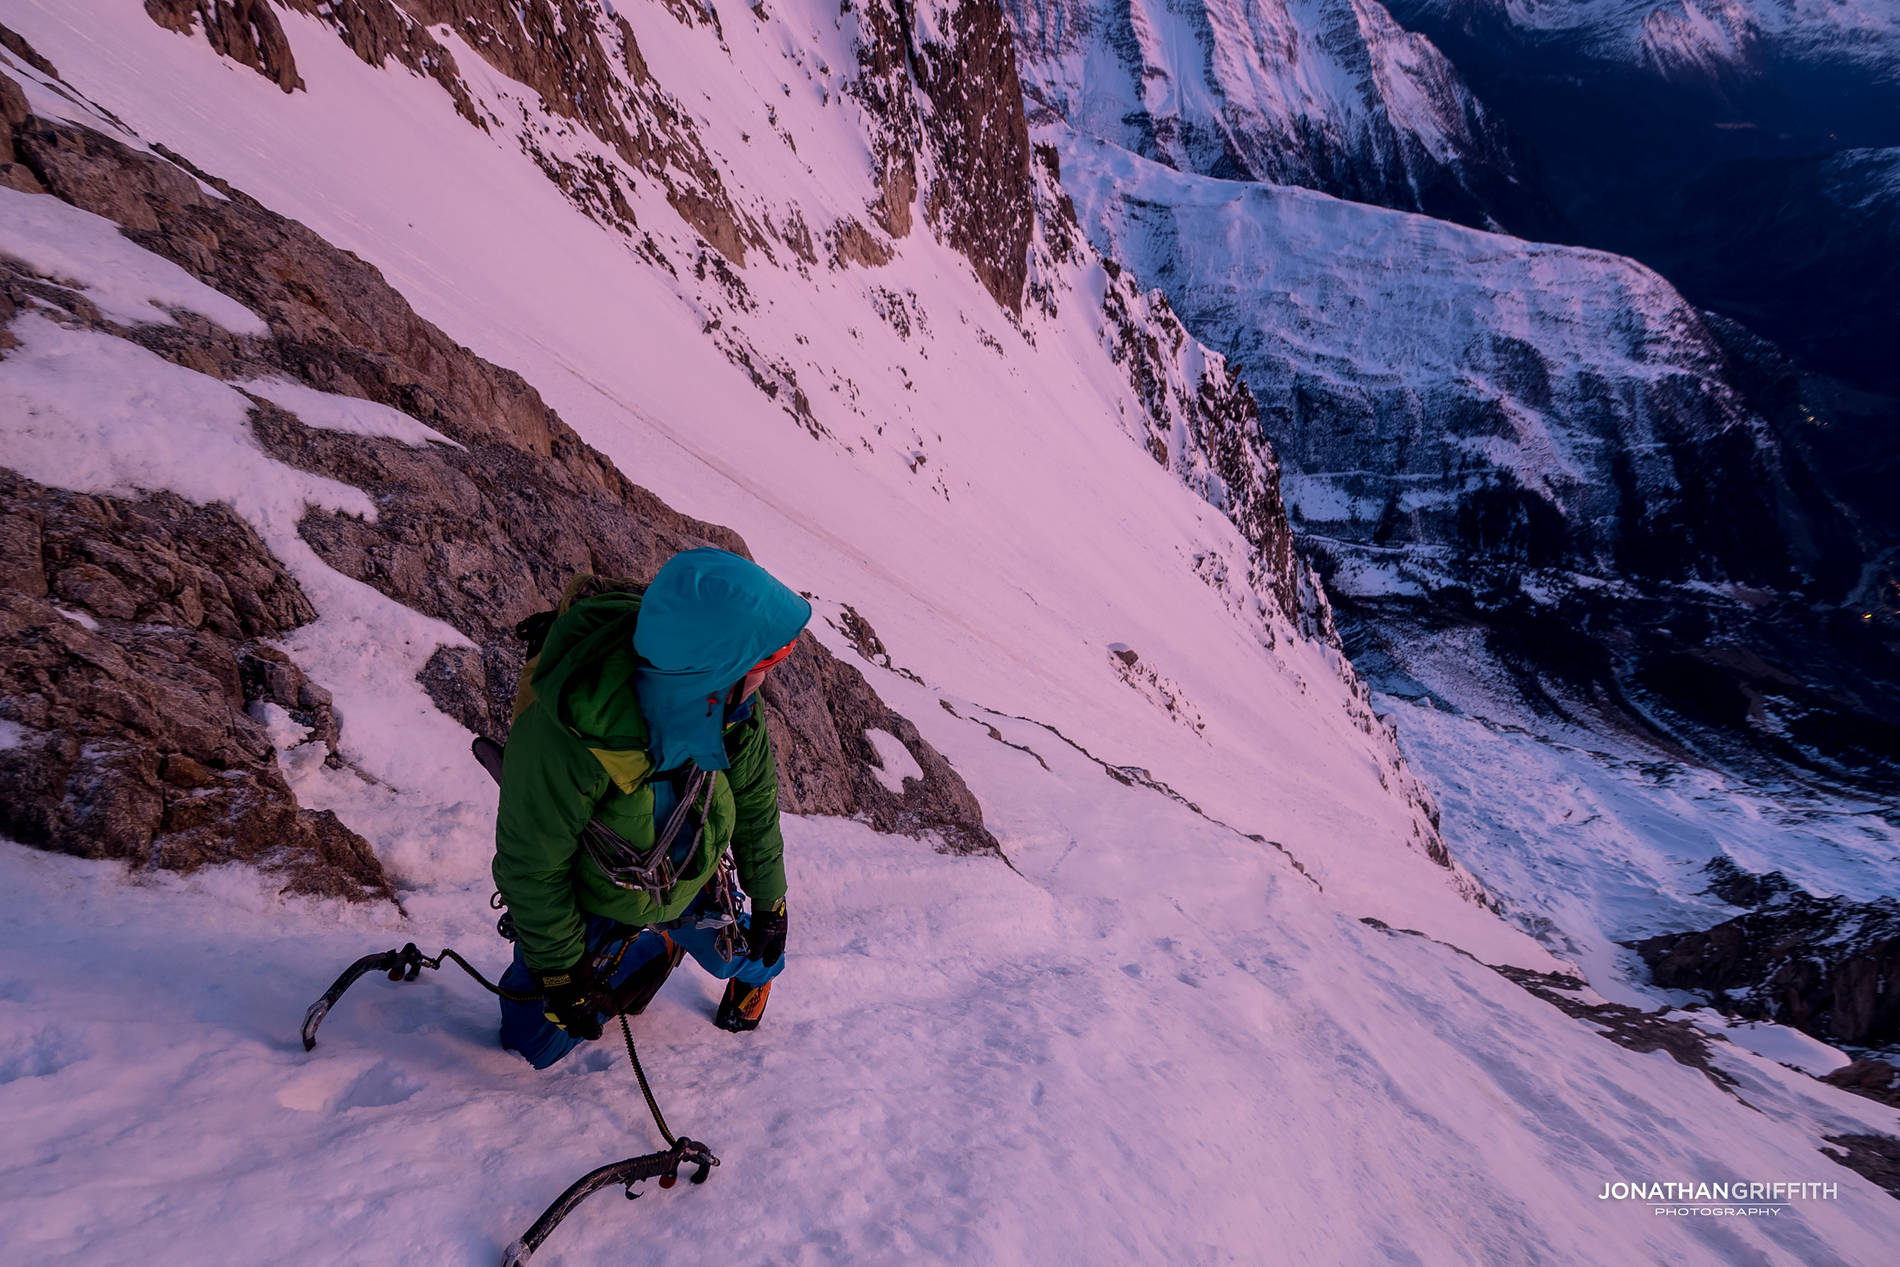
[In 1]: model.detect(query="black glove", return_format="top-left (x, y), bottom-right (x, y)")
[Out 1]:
top-left (746, 897), bottom-right (787, 968)
top-left (534, 961), bottom-right (604, 1042)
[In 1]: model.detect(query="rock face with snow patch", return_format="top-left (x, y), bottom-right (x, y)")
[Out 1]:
top-left (1007, 0), bottom-right (1563, 234)
top-left (1630, 858), bottom-right (1900, 1048)
top-left (0, 69), bottom-right (1001, 884)
top-left (0, 469), bottom-right (390, 899)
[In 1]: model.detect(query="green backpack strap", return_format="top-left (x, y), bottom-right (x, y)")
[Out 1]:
top-left (513, 574), bottom-right (648, 657)
top-left (589, 746), bottom-right (654, 796)
top-left (509, 571), bottom-right (656, 750)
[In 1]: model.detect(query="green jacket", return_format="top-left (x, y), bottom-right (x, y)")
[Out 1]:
top-left (493, 554), bottom-right (808, 971)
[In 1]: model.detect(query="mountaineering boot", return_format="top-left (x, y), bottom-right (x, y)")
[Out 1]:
top-left (714, 979), bottom-right (771, 1032)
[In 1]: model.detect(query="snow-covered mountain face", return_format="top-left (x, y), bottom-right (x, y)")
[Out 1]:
top-left (0, 0), bottom-right (1507, 985)
top-left (1397, 0), bottom-right (1900, 80)
top-left (1005, 0), bottom-right (1565, 235)
top-left (1026, 0), bottom-right (1900, 1075)
top-left (1386, 0), bottom-right (1900, 397)
top-left (1052, 127), bottom-right (1900, 785)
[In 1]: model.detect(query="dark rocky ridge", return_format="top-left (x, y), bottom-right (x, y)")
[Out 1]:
top-left (0, 56), bottom-right (1003, 896)
top-left (848, 0), bottom-right (1036, 313)
top-left (1629, 857), bottom-right (1900, 1050)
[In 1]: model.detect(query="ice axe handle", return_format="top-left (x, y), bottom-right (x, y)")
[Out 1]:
top-left (299, 949), bottom-right (405, 1051)
top-left (499, 1139), bottom-right (718, 1267)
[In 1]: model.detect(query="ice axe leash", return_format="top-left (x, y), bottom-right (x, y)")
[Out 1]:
top-left (298, 737), bottom-right (720, 1265)
top-left (498, 1015), bottom-right (718, 1267)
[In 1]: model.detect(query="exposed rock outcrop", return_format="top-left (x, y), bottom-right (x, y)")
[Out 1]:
top-left (144, 0), bottom-right (304, 92)
top-left (848, 0), bottom-right (1035, 312)
top-left (1629, 858), bottom-right (1900, 1048)
top-left (0, 469), bottom-right (389, 900)
top-left (1824, 1058), bottom-right (1900, 1110)
top-left (1823, 1134), bottom-right (1900, 1202)
top-left (906, 0), bottom-right (1034, 312)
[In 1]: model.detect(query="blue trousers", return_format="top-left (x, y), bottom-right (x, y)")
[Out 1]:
top-left (498, 904), bottom-right (784, 1069)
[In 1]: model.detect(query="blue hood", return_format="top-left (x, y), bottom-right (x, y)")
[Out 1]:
top-left (632, 548), bottom-right (811, 772)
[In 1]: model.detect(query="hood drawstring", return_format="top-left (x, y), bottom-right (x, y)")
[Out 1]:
top-left (705, 693), bottom-right (719, 717)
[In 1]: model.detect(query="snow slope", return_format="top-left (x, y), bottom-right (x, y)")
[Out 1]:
top-left (6, 671), bottom-right (1900, 1265)
top-left (2, 2), bottom-right (1898, 1263)
top-left (0, 0), bottom-right (1509, 952)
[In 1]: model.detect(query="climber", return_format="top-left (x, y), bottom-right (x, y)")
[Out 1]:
top-left (489, 547), bottom-right (810, 1069)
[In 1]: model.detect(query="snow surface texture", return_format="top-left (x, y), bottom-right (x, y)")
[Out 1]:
top-left (5, 684), bottom-right (1899, 1264)
top-left (1, 2), bottom-right (1897, 1263)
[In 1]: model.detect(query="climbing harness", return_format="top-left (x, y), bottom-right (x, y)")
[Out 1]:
top-left (581, 762), bottom-right (715, 896)
top-left (474, 733), bottom-right (717, 898)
